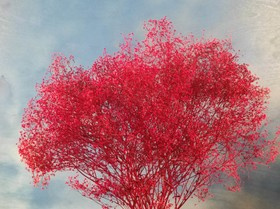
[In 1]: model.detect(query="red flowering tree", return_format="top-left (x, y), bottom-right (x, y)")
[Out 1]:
top-left (18, 18), bottom-right (279, 209)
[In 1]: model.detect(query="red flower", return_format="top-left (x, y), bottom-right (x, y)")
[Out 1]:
top-left (18, 17), bottom-right (279, 209)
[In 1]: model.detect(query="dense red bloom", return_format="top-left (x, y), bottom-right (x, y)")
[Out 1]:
top-left (18, 17), bottom-right (279, 209)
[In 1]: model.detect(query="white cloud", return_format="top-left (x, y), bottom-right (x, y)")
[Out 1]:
top-left (238, 1), bottom-right (280, 116)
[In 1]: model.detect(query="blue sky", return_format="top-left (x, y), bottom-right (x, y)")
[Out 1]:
top-left (0, 0), bottom-right (280, 208)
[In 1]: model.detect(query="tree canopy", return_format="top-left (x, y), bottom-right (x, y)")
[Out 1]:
top-left (18, 17), bottom-right (279, 209)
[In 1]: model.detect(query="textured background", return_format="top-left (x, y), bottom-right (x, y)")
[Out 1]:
top-left (0, 0), bottom-right (279, 208)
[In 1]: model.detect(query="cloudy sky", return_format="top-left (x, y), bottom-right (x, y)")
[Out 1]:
top-left (0, 0), bottom-right (280, 208)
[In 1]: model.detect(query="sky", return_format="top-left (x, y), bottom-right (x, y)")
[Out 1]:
top-left (0, 0), bottom-right (280, 208)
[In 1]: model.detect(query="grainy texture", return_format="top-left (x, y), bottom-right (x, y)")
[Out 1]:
top-left (1, 1), bottom-right (280, 208)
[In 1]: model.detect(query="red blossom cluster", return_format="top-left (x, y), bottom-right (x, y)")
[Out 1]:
top-left (18, 17), bottom-right (279, 209)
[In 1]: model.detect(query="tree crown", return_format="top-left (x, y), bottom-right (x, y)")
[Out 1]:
top-left (18, 17), bottom-right (279, 209)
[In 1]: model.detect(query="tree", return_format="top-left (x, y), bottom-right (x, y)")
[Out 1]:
top-left (18, 17), bottom-right (279, 209)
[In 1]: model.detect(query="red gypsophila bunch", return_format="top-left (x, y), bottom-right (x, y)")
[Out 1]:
top-left (18, 17), bottom-right (279, 209)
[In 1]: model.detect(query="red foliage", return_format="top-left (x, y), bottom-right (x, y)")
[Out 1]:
top-left (18, 17), bottom-right (279, 209)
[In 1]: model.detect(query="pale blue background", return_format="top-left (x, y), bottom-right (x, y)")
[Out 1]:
top-left (0, 0), bottom-right (280, 208)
